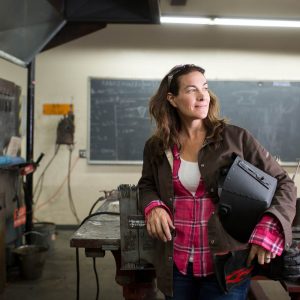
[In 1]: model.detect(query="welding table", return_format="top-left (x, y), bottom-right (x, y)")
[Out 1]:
top-left (70, 195), bottom-right (159, 300)
top-left (70, 195), bottom-right (300, 300)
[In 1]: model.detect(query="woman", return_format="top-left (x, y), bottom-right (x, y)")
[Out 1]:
top-left (138, 64), bottom-right (296, 300)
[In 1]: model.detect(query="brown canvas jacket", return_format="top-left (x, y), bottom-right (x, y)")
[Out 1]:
top-left (138, 123), bottom-right (297, 296)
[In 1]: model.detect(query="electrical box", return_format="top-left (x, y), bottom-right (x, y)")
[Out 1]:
top-left (56, 112), bottom-right (75, 145)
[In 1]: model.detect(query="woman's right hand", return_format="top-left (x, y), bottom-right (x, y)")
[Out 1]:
top-left (146, 207), bottom-right (175, 242)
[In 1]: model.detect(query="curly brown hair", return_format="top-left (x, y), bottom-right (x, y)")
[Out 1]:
top-left (149, 65), bottom-right (226, 156)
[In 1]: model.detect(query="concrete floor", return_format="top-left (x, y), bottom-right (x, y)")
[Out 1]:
top-left (2, 229), bottom-right (125, 300)
top-left (1, 229), bottom-right (291, 300)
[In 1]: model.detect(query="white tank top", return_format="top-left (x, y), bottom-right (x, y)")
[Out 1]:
top-left (178, 158), bottom-right (201, 196)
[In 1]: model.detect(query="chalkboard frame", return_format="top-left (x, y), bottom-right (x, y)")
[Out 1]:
top-left (88, 77), bottom-right (300, 166)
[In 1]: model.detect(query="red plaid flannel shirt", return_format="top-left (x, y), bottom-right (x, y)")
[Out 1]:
top-left (145, 146), bottom-right (284, 276)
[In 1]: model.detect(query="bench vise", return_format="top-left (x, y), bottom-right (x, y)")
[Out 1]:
top-left (118, 184), bottom-right (155, 270)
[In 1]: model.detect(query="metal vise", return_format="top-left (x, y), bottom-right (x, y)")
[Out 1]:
top-left (118, 184), bottom-right (155, 270)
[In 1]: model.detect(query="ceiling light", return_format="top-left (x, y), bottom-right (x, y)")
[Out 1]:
top-left (160, 16), bottom-right (300, 28)
top-left (214, 18), bottom-right (300, 28)
top-left (160, 16), bottom-right (212, 25)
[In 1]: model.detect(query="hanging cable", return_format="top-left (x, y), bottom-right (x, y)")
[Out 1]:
top-left (93, 257), bottom-right (99, 300)
top-left (80, 211), bottom-right (120, 227)
top-left (67, 145), bottom-right (80, 224)
top-left (33, 144), bottom-right (60, 205)
top-left (88, 196), bottom-right (105, 216)
top-left (89, 190), bottom-right (117, 216)
top-left (35, 156), bottom-right (79, 211)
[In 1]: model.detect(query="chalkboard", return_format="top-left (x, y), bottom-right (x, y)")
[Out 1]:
top-left (89, 78), bottom-right (300, 164)
top-left (209, 81), bottom-right (300, 164)
top-left (89, 78), bottom-right (159, 164)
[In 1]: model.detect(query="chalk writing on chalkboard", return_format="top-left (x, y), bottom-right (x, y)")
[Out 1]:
top-left (89, 78), bottom-right (300, 164)
top-left (89, 78), bottom-right (159, 164)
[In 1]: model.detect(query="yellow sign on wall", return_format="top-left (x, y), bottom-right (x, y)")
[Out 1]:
top-left (43, 104), bottom-right (73, 115)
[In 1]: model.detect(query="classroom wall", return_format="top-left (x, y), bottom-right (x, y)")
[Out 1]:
top-left (1, 24), bottom-right (300, 224)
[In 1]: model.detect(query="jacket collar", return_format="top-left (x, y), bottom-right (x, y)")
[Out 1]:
top-left (204, 123), bottom-right (224, 146)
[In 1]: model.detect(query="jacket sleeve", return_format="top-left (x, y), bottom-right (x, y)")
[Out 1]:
top-left (138, 140), bottom-right (161, 213)
top-left (242, 129), bottom-right (297, 249)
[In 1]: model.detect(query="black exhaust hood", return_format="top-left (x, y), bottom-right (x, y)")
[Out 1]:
top-left (0, 0), bottom-right (160, 67)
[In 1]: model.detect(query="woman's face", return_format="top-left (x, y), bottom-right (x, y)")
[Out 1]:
top-left (168, 71), bottom-right (210, 121)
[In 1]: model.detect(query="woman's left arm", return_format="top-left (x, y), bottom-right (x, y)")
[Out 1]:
top-left (242, 129), bottom-right (297, 249)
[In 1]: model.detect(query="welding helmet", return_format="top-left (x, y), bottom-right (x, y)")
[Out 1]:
top-left (218, 155), bottom-right (277, 243)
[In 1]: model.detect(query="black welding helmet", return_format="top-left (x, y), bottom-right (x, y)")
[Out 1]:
top-left (218, 155), bottom-right (277, 243)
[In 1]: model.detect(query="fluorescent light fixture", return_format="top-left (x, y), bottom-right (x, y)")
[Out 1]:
top-left (160, 16), bottom-right (300, 28)
top-left (214, 18), bottom-right (300, 28)
top-left (160, 16), bottom-right (212, 25)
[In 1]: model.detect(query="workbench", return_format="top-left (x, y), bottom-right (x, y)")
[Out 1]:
top-left (70, 192), bottom-right (160, 300)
